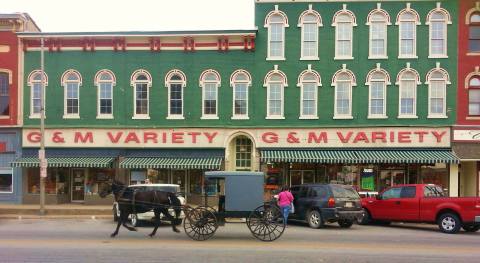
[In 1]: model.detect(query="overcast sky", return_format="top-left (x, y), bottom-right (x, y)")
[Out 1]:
top-left (3, 0), bottom-right (255, 32)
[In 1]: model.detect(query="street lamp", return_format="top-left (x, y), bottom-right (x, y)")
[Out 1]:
top-left (39, 37), bottom-right (47, 215)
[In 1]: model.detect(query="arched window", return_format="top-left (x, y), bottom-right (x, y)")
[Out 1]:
top-left (27, 70), bottom-right (48, 118)
top-left (332, 5), bottom-right (357, 60)
top-left (396, 5), bottom-right (420, 58)
top-left (264, 67), bottom-right (287, 119)
top-left (165, 70), bottom-right (186, 119)
top-left (426, 67), bottom-right (450, 118)
top-left (0, 70), bottom-right (12, 116)
top-left (298, 5), bottom-right (322, 60)
top-left (468, 76), bottom-right (480, 116)
top-left (366, 65), bottom-right (391, 118)
top-left (367, 6), bottom-right (390, 58)
top-left (230, 70), bottom-right (252, 119)
top-left (297, 66), bottom-right (321, 119)
top-left (94, 70), bottom-right (115, 119)
top-left (468, 10), bottom-right (480, 53)
top-left (61, 70), bottom-right (82, 118)
top-left (130, 69), bottom-right (152, 119)
top-left (396, 67), bottom-right (421, 118)
top-left (427, 6), bottom-right (451, 57)
top-left (199, 70), bottom-right (221, 119)
top-left (265, 6), bottom-right (289, 60)
top-left (331, 65), bottom-right (356, 119)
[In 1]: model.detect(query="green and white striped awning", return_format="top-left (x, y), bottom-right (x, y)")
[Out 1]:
top-left (119, 157), bottom-right (223, 170)
top-left (260, 149), bottom-right (459, 164)
top-left (10, 157), bottom-right (115, 168)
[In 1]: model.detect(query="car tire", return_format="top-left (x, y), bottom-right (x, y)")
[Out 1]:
top-left (113, 204), bottom-right (120, 222)
top-left (307, 210), bottom-right (324, 229)
top-left (338, 219), bottom-right (354, 228)
top-left (462, 224), bottom-right (480, 232)
top-left (131, 214), bottom-right (140, 227)
top-left (438, 213), bottom-right (461, 234)
top-left (358, 209), bottom-right (371, 225)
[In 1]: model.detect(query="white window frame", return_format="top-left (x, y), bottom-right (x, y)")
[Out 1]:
top-left (332, 5), bottom-right (357, 60)
top-left (199, 69), bottom-right (221, 120)
top-left (230, 69), bottom-right (252, 120)
top-left (264, 65), bottom-right (287, 119)
top-left (396, 64), bottom-right (421, 118)
top-left (396, 4), bottom-right (421, 59)
top-left (130, 69), bottom-right (152, 120)
top-left (331, 64), bottom-right (356, 119)
top-left (297, 65), bottom-right (321, 119)
top-left (0, 169), bottom-right (13, 194)
top-left (265, 5), bottom-right (289, 61)
top-left (94, 69), bottom-right (115, 119)
top-left (466, 3), bottom-right (480, 55)
top-left (426, 4), bottom-right (452, 58)
top-left (365, 64), bottom-right (391, 119)
top-left (27, 70), bottom-right (48, 119)
top-left (367, 5), bottom-right (391, 59)
top-left (298, 5), bottom-right (322, 60)
top-left (165, 69), bottom-right (187, 120)
top-left (0, 69), bottom-right (12, 119)
top-left (61, 69), bottom-right (82, 119)
top-left (426, 64), bottom-right (450, 118)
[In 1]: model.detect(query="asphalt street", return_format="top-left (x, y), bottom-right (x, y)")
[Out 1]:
top-left (0, 218), bottom-right (479, 263)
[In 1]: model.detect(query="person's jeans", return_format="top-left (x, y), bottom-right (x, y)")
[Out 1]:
top-left (280, 205), bottom-right (291, 224)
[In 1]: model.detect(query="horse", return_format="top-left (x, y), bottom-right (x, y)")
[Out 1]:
top-left (99, 180), bottom-right (182, 238)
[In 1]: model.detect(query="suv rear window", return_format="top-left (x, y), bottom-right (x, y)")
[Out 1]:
top-left (330, 185), bottom-right (359, 199)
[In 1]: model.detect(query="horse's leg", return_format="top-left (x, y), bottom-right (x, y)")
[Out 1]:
top-left (122, 209), bottom-right (137, 232)
top-left (111, 209), bottom-right (123, 238)
top-left (149, 209), bottom-right (161, 238)
top-left (163, 208), bottom-right (180, 233)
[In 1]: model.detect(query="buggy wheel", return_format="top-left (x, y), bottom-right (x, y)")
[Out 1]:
top-left (247, 203), bottom-right (285, 242)
top-left (183, 207), bottom-right (218, 241)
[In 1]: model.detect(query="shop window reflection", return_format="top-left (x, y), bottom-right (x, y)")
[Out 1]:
top-left (421, 164), bottom-right (448, 192)
top-left (27, 168), bottom-right (69, 195)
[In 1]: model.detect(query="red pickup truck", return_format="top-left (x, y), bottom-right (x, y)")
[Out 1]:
top-left (360, 184), bottom-right (480, 234)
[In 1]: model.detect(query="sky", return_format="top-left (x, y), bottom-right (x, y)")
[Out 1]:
top-left (3, 0), bottom-right (255, 32)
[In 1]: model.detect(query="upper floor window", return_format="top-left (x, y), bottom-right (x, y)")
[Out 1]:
top-left (332, 5), bottom-right (357, 60)
top-left (265, 5), bottom-right (289, 60)
top-left (61, 70), bottom-right (82, 119)
top-left (0, 71), bottom-right (10, 117)
top-left (298, 5), bottom-right (322, 60)
top-left (94, 70), bottom-right (115, 119)
top-left (367, 5), bottom-right (391, 59)
top-left (426, 66), bottom-right (450, 118)
top-left (427, 5), bottom-right (451, 58)
top-left (27, 70), bottom-right (48, 118)
top-left (264, 66), bottom-right (287, 119)
top-left (331, 65), bottom-right (356, 119)
top-left (396, 4), bottom-right (420, 58)
top-left (366, 65), bottom-right (391, 118)
top-left (297, 65), bottom-right (321, 119)
top-left (230, 70), bottom-right (252, 120)
top-left (165, 69), bottom-right (186, 119)
top-left (130, 69), bottom-right (152, 119)
top-left (468, 76), bottom-right (480, 116)
top-left (468, 11), bottom-right (480, 53)
top-left (396, 65), bottom-right (421, 118)
top-left (200, 70), bottom-right (221, 119)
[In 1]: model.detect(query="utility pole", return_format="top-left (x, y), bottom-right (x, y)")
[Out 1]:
top-left (39, 37), bottom-right (47, 215)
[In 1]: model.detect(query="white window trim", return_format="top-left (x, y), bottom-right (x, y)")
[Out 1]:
top-left (365, 64), bottom-right (391, 119)
top-left (366, 5), bottom-right (391, 60)
top-left (61, 69), bottom-right (82, 119)
top-left (426, 64), bottom-right (451, 118)
top-left (298, 5), bottom-right (322, 61)
top-left (94, 69), bottom-right (116, 119)
top-left (332, 5), bottom-right (357, 60)
top-left (396, 64), bottom-right (421, 118)
top-left (396, 4), bottom-right (421, 59)
top-left (426, 4), bottom-right (452, 58)
top-left (130, 69), bottom-right (152, 120)
top-left (0, 69), bottom-right (12, 119)
top-left (165, 69), bottom-right (187, 120)
top-left (265, 5), bottom-right (289, 61)
top-left (27, 70), bottom-right (48, 119)
top-left (331, 64), bottom-right (356, 119)
top-left (297, 65), bottom-right (321, 119)
top-left (199, 69), bottom-right (221, 120)
top-left (264, 65), bottom-right (288, 119)
top-left (0, 169), bottom-right (13, 194)
top-left (230, 69), bottom-right (252, 120)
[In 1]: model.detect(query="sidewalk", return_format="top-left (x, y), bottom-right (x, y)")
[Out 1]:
top-left (0, 204), bottom-right (113, 219)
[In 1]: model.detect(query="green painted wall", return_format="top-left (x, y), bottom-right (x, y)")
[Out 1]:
top-left (23, 0), bottom-right (458, 128)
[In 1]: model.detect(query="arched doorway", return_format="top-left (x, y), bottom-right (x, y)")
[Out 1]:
top-left (226, 134), bottom-right (256, 171)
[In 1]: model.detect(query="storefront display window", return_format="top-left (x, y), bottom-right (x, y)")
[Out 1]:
top-left (0, 173), bottom-right (13, 193)
top-left (421, 164), bottom-right (448, 192)
top-left (147, 169), bottom-right (169, 184)
top-left (315, 166), bottom-right (327, 184)
top-left (87, 168), bottom-right (114, 195)
top-left (172, 170), bottom-right (187, 193)
top-left (189, 170), bottom-right (203, 194)
top-left (27, 168), bottom-right (69, 195)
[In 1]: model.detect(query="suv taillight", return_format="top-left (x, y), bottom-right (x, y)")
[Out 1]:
top-left (328, 197), bottom-right (335, 208)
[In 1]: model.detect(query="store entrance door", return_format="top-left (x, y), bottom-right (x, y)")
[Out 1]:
top-left (71, 169), bottom-right (86, 202)
top-left (172, 170), bottom-right (187, 193)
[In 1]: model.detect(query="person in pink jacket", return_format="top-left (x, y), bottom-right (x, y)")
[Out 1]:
top-left (277, 186), bottom-right (294, 225)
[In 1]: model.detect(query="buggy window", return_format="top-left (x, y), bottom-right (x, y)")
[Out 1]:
top-left (330, 185), bottom-right (359, 199)
top-left (424, 185), bottom-right (445, 197)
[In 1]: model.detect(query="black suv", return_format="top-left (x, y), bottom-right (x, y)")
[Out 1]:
top-left (289, 184), bottom-right (363, 229)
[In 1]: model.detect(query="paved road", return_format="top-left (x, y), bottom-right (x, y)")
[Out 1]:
top-left (0, 218), bottom-right (479, 263)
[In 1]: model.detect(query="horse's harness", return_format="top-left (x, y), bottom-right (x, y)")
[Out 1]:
top-left (117, 186), bottom-right (174, 216)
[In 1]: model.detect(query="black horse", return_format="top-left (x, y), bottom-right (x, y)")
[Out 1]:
top-left (99, 180), bottom-right (182, 238)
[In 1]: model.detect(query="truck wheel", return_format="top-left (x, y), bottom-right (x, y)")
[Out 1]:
top-left (438, 213), bottom-right (461, 234)
top-left (357, 209), bottom-right (371, 225)
top-left (338, 219), bottom-right (353, 228)
top-left (307, 210), bottom-right (324, 229)
top-left (462, 224), bottom-right (480, 232)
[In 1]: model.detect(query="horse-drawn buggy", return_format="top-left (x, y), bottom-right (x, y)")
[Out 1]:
top-left (101, 171), bottom-right (286, 242)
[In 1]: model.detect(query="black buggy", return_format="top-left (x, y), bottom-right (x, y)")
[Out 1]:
top-left (183, 171), bottom-right (286, 242)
